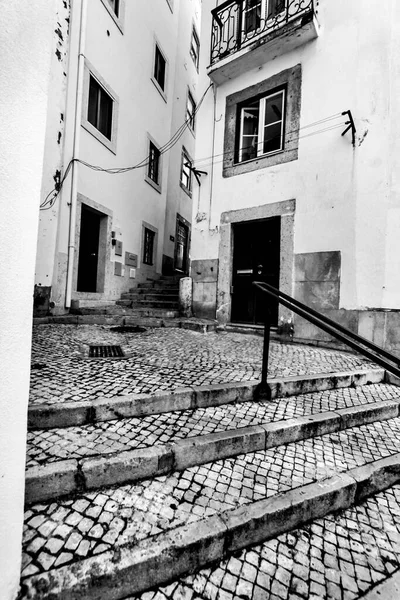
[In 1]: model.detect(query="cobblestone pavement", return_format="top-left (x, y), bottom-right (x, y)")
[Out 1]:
top-left (21, 416), bottom-right (400, 578)
top-left (30, 326), bottom-right (379, 406)
top-left (131, 485), bottom-right (400, 600)
top-left (26, 384), bottom-right (400, 468)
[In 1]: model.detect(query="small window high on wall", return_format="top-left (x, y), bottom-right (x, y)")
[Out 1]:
top-left (87, 75), bottom-right (113, 141)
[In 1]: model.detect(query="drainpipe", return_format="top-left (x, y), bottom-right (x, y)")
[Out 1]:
top-left (65, 0), bottom-right (87, 309)
top-left (208, 83), bottom-right (217, 230)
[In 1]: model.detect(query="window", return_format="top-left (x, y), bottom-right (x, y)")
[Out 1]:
top-left (148, 142), bottom-right (160, 184)
top-left (87, 75), bottom-right (113, 140)
top-left (243, 0), bottom-right (286, 35)
top-left (238, 89), bottom-right (285, 162)
top-left (186, 91), bottom-right (196, 132)
top-left (143, 228), bottom-right (155, 265)
top-left (190, 27), bottom-right (200, 69)
top-left (223, 64), bottom-right (301, 178)
top-left (154, 45), bottom-right (166, 92)
top-left (106, 0), bottom-right (119, 16)
top-left (180, 149), bottom-right (193, 195)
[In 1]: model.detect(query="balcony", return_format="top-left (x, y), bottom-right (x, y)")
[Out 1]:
top-left (209, 0), bottom-right (319, 84)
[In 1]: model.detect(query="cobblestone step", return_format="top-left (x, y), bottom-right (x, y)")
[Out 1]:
top-left (131, 483), bottom-right (400, 600)
top-left (20, 417), bottom-right (400, 598)
top-left (137, 281), bottom-right (180, 289)
top-left (25, 392), bottom-right (400, 504)
top-left (27, 369), bottom-right (386, 430)
top-left (120, 293), bottom-right (179, 302)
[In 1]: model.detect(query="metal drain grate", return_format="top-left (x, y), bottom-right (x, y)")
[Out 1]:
top-left (89, 345), bottom-right (124, 358)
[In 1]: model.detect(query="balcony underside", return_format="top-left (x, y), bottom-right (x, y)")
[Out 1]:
top-left (208, 12), bottom-right (320, 85)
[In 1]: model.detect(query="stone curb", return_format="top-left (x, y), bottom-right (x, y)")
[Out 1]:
top-left (32, 315), bottom-right (218, 331)
top-left (20, 453), bottom-right (400, 599)
top-left (27, 368), bottom-right (385, 430)
top-left (25, 398), bottom-right (400, 504)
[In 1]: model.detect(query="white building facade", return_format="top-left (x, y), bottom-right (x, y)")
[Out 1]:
top-left (35, 0), bottom-right (201, 315)
top-left (192, 0), bottom-right (400, 353)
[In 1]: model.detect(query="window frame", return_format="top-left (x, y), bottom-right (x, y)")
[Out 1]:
top-left (143, 227), bottom-right (156, 266)
top-left (186, 89), bottom-right (197, 134)
top-left (190, 26), bottom-right (200, 70)
top-left (82, 60), bottom-right (119, 154)
top-left (100, 0), bottom-right (125, 33)
top-left (180, 148), bottom-right (193, 197)
top-left (151, 41), bottom-right (168, 101)
top-left (87, 75), bottom-right (114, 141)
top-left (145, 135), bottom-right (162, 193)
top-left (223, 64), bottom-right (301, 178)
top-left (237, 88), bottom-right (285, 163)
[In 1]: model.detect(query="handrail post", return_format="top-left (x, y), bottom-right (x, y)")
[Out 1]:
top-left (256, 307), bottom-right (272, 400)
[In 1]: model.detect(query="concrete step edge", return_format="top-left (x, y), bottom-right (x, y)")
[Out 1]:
top-left (21, 453), bottom-right (400, 599)
top-left (25, 397), bottom-right (399, 505)
top-left (28, 368), bottom-right (386, 430)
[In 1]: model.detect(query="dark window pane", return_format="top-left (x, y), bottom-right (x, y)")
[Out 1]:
top-left (154, 47), bottom-right (166, 90)
top-left (265, 93), bottom-right (283, 125)
top-left (244, 0), bottom-right (262, 34)
top-left (263, 121), bottom-right (283, 153)
top-left (268, 0), bottom-right (285, 19)
top-left (88, 77), bottom-right (99, 128)
top-left (99, 90), bottom-right (113, 139)
top-left (107, 0), bottom-right (119, 16)
top-left (148, 142), bottom-right (160, 184)
top-left (143, 229), bottom-right (155, 265)
top-left (87, 75), bottom-right (113, 140)
top-left (240, 102), bottom-right (259, 161)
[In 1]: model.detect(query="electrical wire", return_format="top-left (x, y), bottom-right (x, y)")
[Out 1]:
top-left (40, 102), bottom-right (347, 210)
top-left (40, 83), bottom-right (213, 210)
top-left (192, 112), bottom-right (344, 168)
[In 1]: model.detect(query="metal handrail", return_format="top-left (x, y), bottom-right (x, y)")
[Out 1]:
top-left (253, 281), bottom-right (400, 398)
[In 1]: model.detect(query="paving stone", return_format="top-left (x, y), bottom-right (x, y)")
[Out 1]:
top-left (124, 484), bottom-right (400, 600)
top-left (29, 326), bottom-right (380, 408)
top-left (26, 383), bottom-right (400, 468)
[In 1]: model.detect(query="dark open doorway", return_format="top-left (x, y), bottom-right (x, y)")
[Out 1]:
top-left (231, 217), bottom-right (281, 325)
top-left (77, 205), bottom-right (101, 292)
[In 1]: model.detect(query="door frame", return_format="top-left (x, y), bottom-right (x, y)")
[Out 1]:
top-left (217, 199), bottom-right (295, 324)
top-left (174, 213), bottom-right (191, 275)
top-left (73, 193), bottom-right (112, 298)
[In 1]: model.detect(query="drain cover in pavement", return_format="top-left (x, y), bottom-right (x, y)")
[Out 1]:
top-left (89, 345), bottom-right (124, 358)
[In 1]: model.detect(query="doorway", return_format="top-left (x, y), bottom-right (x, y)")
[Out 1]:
top-left (77, 205), bottom-right (101, 292)
top-left (231, 217), bottom-right (281, 325)
top-left (174, 215), bottom-right (190, 275)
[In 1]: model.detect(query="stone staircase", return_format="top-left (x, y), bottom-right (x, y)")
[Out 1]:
top-left (115, 275), bottom-right (181, 319)
top-left (20, 363), bottom-right (400, 599)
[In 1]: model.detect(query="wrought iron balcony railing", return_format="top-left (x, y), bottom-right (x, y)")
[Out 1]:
top-left (210, 0), bottom-right (316, 65)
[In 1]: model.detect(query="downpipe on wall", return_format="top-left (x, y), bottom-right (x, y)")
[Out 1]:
top-left (65, 0), bottom-right (87, 309)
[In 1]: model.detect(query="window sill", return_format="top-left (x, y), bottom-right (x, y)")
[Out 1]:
top-left (145, 175), bottom-right (162, 194)
top-left (82, 121), bottom-right (117, 154)
top-left (100, 0), bottom-right (125, 34)
top-left (224, 148), bottom-right (297, 178)
top-left (151, 77), bottom-right (167, 103)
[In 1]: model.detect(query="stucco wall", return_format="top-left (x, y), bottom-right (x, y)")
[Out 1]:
top-left (0, 2), bottom-right (54, 597)
top-left (36, 0), bottom-right (201, 312)
top-left (193, 0), bottom-right (400, 328)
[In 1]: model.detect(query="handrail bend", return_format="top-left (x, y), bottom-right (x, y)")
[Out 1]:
top-left (253, 281), bottom-right (400, 398)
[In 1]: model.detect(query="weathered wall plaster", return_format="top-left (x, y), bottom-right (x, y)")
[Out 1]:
top-left (0, 2), bottom-right (54, 597)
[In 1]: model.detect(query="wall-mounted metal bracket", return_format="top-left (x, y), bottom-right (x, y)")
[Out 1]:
top-left (185, 162), bottom-right (208, 186)
top-left (341, 110), bottom-right (356, 147)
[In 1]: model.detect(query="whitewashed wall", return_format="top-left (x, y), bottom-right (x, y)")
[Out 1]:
top-left (194, 0), bottom-right (400, 312)
top-left (0, 2), bottom-right (54, 597)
